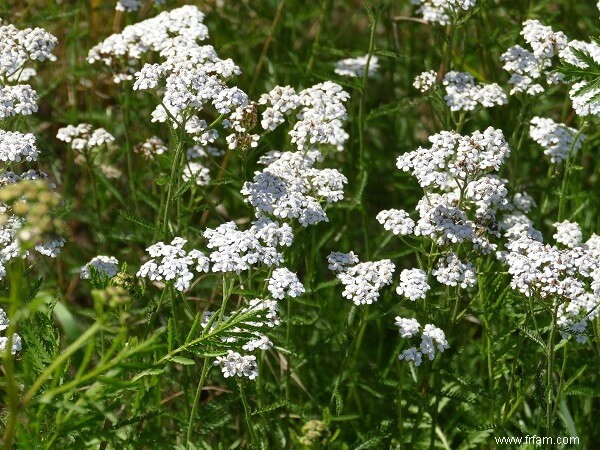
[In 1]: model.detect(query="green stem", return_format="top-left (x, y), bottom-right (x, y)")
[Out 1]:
top-left (239, 381), bottom-right (259, 445)
top-left (186, 357), bottom-right (211, 443)
top-left (2, 260), bottom-right (25, 449)
top-left (557, 122), bottom-right (587, 222)
top-left (120, 89), bottom-right (140, 215)
top-left (249, 0), bottom-right (287, 96)
top-left (305, 0), bottom-right (330, 78)
top-left (162, 127), bottom-right (185, 238)
top-left (545, 304), bottom-right (559, 435)
top-left (356, 7), bottom-right (378, 258)
top-left (408, 362), bottom-right (432, 450)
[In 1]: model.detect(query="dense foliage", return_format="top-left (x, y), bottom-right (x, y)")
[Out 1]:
top-left (1, 0), bottom-right (599, 448)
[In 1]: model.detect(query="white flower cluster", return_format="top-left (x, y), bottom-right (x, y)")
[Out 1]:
top-left (137, 237), bottom-right (210, 291)
top-left (104, 5), bottom-right (260, 151)
top-left (411, 194), bottom-right (497, 252)
top-left (0, 216), bottom-right (23, 278)
top-left (529, 117), bottom-right (585, 164)
top-left (98, 5), bottom-right (251, 151)
top-left (259, 82), bottom-right (350, 151)
top-left (80, 255), bottom-right (120, 279)
top-left (56, 123), bottom-right (115, 152)
top-left (205, 296), bottom-right (284, 379)
top-left (241, 149), bottom-right (347, 227)
top-left (432, 252), bottom-right (477, 288)
top-left (0, 307), bottom-right (21, 355)
top-left (0, 84), bottom-right (38, 120)
top-left (56, 123), bottom-right (116, 167)
top-left (116, 0), bottom-right (164, 11)
top-left (413, 70), bottom-right (437, 93)
top-left (397, 133), bottom-right (510, 250)
top-left (247, 298), bottom-right (281, 328)
top-left (0, 21), bottom-right (63, 280)
top-left (0, 131), bottom-right (38, 163)
top-left (395, 317), bottom-right (421, 338)
top-left (443, 71), bottom-right (507, 111)
top-left (411, 0), bottom-right (476, 26)
top-left (395, 317), bottom-right (449, 366)
top-left (267, 268), bottom-right (305, 299)
top-left (115, 0), bottom-right (143, 11)
top-left (397, 127), bottom-right (510, 188)
top-left (376, 209), bottom-right (415, 236)
top-left (214, 350), bottom-right (258, 380)
top-left (501, 20), bottom-right (568, 95)
top-left (88, 6), bottom-right (209, 82)
top-left (258, 85), bottom-right (298, 131)
top-left (553, 220), bottom-right (583, 248)
top-left (332, 254), bottom-right (395, 305)
top-left (182, 145), bottom-right (215, 187)
top-left (35, 237), bottom-right (65, 258)
top-left (327, 251), bottom-right (359, 272)
top-left (378, 128), bottom-right (520, 306)
top-left (204, 217), bottom-right (293, 274)
top-left (334, 54), bottom-right (379, 78)
top-left (559, 40), bottom-right (600, 116)
top-left (499, 224), bottom-right (600, 342)
top-left (134, 136), bottom-right (168, 159)
top-left (0, 19), bottom-right (57, 79)
top-left (396, 268), bottom-right (430, 300)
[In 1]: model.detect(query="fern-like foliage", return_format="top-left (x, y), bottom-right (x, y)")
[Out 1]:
top-left (558, 38), bottom-right (600, 102)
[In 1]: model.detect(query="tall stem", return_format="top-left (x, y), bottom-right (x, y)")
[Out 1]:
top-left (186, 357), bottom-right (211, 443)
top-left (239, 381), bottom-right (258, 445)
top-left (356, 6), bottom-right (377, 258)
top-left (162, 127), bottom-right (185, 238)
top-left (2, 259), bottom-right (25, 449)
top-left (545, 303), bottom-right (559, 436)
top-left (558, 122), bottom-right (587, 222)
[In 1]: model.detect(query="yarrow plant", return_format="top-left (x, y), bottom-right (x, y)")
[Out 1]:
top-left (411, 0), bottom-right (477, 26)
top-left (2, 2), bottom-right (600, 449)
top-left (334, 54), bottom-right (379, 78)
top-left (529, 116), bottom-right (586, 163)
top-left (137, 237), bottom-right (209, 291)
top-left (500, 19), bottom-right (568, 95)
top-left (80, 255), bottom-right (120, 280)
top-left (0, 20), bottom-right (62, 281)
top-left (395, 317), bottom-right (449, 366)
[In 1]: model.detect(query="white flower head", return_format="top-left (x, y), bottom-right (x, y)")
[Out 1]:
top-left (553, 220), bottom-right (582, 248)
top-left (267, 268), bottom-right (305, 300)
top-left (337, 259), bottom-right (395, 305)
top-left (376, 209), bottom-right (415, 236)
top-left (137, 238), bottom-right (209, 291)
top-left (327, 251), bottom-right (359, 272)
top-left (334, 54), bottom-right (379, 78)
top-left (529, 117), bottom-right (585, 163)
top-left (214, 350), bottom-right (258, 380)
top-left (396, 268), bottom-right (430, 300)
top-left (80, 255), bottom-right (120, 279)
top-left (413, 70), bottom-right (437, 93)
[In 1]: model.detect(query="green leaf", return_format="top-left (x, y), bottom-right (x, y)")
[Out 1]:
top-left (366, 98), bottom-right (419, 121)
top-left (155, 176), bottom-right (169, 186)
top-left (373, 48), bottom-right (411, 60)
top-left (130, 368), bottom-right (165, 382)
top-left (167, 356), bottom-right (196, 366)
top-left (118, 208), bottom-right (162, 234)
top-left (208, 177), bottom-right (236, 186)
